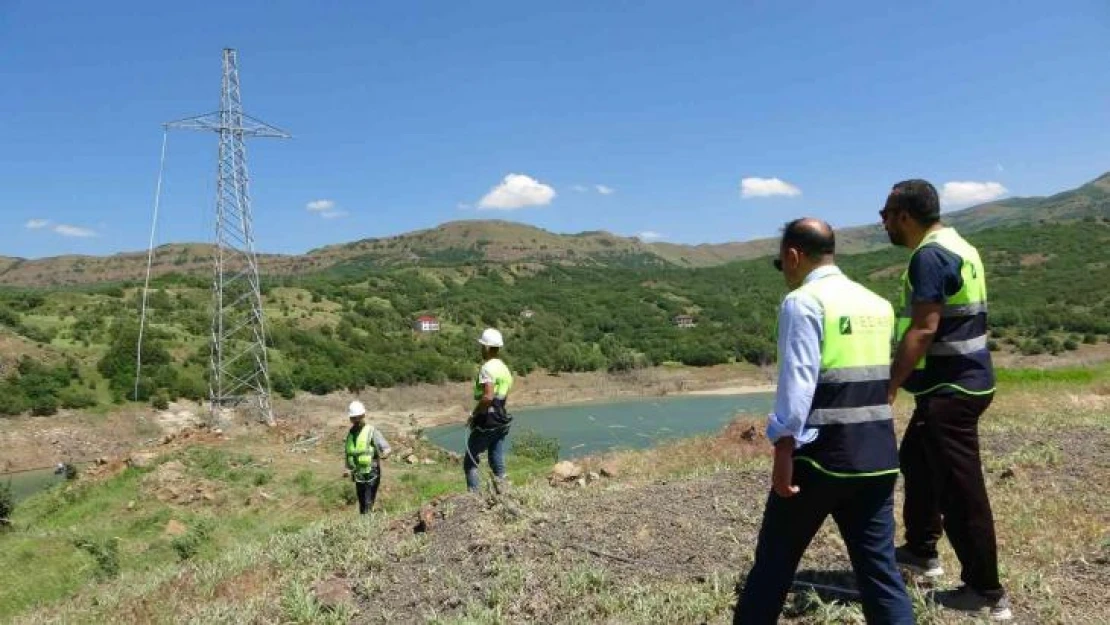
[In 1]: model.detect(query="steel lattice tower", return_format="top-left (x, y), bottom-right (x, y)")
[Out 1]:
top-left (165, 49), bottom-right (289, 425)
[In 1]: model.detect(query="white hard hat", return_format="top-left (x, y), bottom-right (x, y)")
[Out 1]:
top-left (477, 328), bottom-right (504, 347)
top-left (347, 400), bottom-right (366, 418)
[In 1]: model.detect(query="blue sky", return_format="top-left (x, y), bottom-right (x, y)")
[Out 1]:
top-left (2, 1), bottom-right (1108, 258)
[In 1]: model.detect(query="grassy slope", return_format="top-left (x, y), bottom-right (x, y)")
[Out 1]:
top-left (5, 366), bottom-right (1108, 624)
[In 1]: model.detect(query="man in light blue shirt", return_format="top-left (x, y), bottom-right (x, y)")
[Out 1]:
top-left (734, 218), bottom-right (912, 624)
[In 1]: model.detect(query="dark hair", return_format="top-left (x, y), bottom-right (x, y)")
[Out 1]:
top-left (781, 218), bottom-right (835, 259)
top-left (887, 179), bottom-right (940, 226)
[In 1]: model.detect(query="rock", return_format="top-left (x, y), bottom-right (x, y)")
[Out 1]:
top-left (415, 505), bottom-right (436, 533)
top-left (1000, 466), bottom-right (1019, 480)
top-left (405, 454), bottom-right (419, 464)
top-left (575, 477), bottom-right (587, 488)
top-left (212, 428), bottom-right (223, 435)
top-left (127, 500), bottom-right (136, 510)
top-left (598, 462), bottom-right (619, 479)
top-left (128, 452), bottom-right (158, 469)
top-left (586, 471), bottom-right (600, 483)
top-left (550, 461), bottom-right (583, 482)
top-left (740, 425), bottom-right (758, 441)
top-left (422, 458), bottom-right (436, 465)
top-left (161, 434), bottom-right (175, 445)
top-left (312, 577), bottom-right (356, 613)
top-left (164, 519), bottom-right (188, 537)
top-left (96, 457), bottom-right (109, 466)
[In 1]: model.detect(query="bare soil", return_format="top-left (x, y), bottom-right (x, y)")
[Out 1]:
top-left (332, 423), bottom-right (1110, 624)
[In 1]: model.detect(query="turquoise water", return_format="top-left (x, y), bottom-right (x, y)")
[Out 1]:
top-left (3, 468), bottom-right (63, 503)
top-left (425, 393), bottom-right (774, 459)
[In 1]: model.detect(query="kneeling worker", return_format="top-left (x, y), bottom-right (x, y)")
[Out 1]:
top-left (344, 400), bottom-right (391, 514)
top-left (464, 328), bottom-right (514, 492)
top-left (735, 219), bottom-right (913, 624)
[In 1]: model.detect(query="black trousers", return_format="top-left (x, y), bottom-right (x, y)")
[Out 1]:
top-left (735, 461), bottom-right (913, 624)
top-left (354, 476), bottom-right (380, 515)
top-left (900, 392), bottom-right (1003, 595)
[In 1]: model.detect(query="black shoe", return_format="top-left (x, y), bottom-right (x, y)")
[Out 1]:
top-left (933, 585), bottom-right (1013, 621)
top-left (895, 545), bottom-right (944, 578)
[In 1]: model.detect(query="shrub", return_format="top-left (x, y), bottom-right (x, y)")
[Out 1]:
top-left (151, 392), bottom-right (170, 410)
top-left (170, 519), bottom-right (214, 561)
top-left (0, 481), bottom-right (14, 523)
top-left (72, 536), bottom-right (121, 580)
top-left (511, 429), bottom-right (560, 462)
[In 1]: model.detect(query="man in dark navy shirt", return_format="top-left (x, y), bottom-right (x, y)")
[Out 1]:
top-left (883, 179), bottom-right (1010, 621)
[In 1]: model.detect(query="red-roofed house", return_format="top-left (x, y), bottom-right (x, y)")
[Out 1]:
top-left (413, 315), bottom-right (440, 333)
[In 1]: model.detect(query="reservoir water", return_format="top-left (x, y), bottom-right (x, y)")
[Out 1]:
top-left (425, 392), bottom-right (774, 459)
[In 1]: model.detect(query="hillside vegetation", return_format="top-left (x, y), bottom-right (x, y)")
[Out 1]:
top-left (0, 218), bottom-right (1107, 416)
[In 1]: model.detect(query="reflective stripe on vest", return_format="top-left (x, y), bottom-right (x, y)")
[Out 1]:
top-left (345, 425), bottom-right (377, 470)
top-left (474, 358), bottom-right (513, 401)
top-left (896, 228), bottom-right (995, 396)
top-left (791, 271), bottom-right (899, 476)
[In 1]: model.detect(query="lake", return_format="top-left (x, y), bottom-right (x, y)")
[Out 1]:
top-left (425, 392), bottom-right (774, 459)
top-left (3, 468), bottom-right (64, 503)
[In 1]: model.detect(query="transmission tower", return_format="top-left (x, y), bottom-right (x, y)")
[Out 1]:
top-left (165, 48), bottom-right (290, 425)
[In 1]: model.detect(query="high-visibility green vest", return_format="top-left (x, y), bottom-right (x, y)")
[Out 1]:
top-left (896, 227), bottom-right (995, 396)
top-left (345, 425), bottom-right (379, 480)
top-left (473, 358), bottom-right (513, 401)
top-left (792, 271), bottom-right (900, 476)
top-left (472, 358), bottom-right (513, 430)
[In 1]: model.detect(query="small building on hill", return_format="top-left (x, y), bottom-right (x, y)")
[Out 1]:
top-left (672, 314), bottom-right (697, 328)
top-left (413, 315), bottom-right (440, 333)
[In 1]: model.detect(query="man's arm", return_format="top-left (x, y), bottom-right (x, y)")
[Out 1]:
top-left (889, 247), bottom-right (958, 402)
top-left (765, 293), bottom-right (823, 497)
top-left (889, 302), bottom-right (942, 402)
top-left (475, 365), bottom-right (495, 411)
top-left (373, 429), bottom-right (392, 459)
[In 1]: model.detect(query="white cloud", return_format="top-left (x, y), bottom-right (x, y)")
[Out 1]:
top-left (636, 231), bottom-right (664, 242)
top-left (53, 224), bottom-right (97, 238)
top-left (740, 177), bottom-right (802, 198)
top-left (305, 199), bottom-right (346, 218)
top-left (940, 181), bottom-right (1008, 207)
top-left (305, 199), bottom-right (336, 212)
top-left (596, 184), bottom-right (615, 195)
top-left (25, 219), bottom-right (50, 229)
top-left (478, 173), bottom-right (556, 210)
top-left (571, 184), bottom-right (588, 193)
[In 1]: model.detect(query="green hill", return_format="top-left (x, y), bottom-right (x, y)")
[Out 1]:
top-left (0, 216), bottom-right (1107, 415)
top-left (1, 173), bottom-right (1107, 286)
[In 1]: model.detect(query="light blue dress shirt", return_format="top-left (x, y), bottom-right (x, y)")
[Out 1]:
top-left (765, 265), bottom-right (845, 446)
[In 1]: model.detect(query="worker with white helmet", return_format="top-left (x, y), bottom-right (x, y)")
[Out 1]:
top-left (343, 400), bottom-right (391, 514)
top-left (464, 328), bottom-right (514, 492)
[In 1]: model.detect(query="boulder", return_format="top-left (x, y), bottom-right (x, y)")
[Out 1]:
top-left (164, 519), bottom-right (188, 537)
top-left (128, 452), bottom-right (158, 469)
top-left (312, 577), bottom-right (356, 613)
top-left (550, 461), bottom-right (583, 482)
top-left (405, 454), bottom-right (418, 465)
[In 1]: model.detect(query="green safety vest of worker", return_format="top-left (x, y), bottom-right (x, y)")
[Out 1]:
top-left (792, 272), bottom-right (900, 476)
top-left (896, 227), bottom-right (993, 396)
top-left (345, 425), bottom-right (380, 481)
top-left (473, 358), bottom-right (513, 401)
top-left (471, 358), bottom-right (513, 430)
